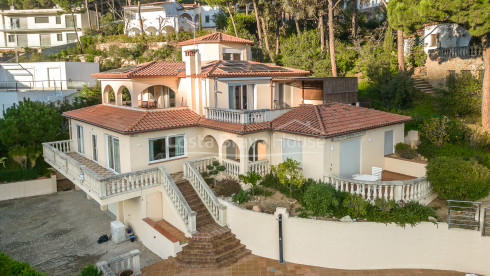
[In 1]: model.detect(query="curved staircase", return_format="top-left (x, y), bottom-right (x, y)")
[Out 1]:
top-left (173, 178), bottom-right (251, 268)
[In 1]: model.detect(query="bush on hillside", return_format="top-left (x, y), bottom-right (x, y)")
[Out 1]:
top-left (438, 73), bottom-right (482, 117)
top-left (0, 252), bottom-right (46, 275)
top-left (395, 143), bottom-right (417, 159)
top-left (304, 183), bottom-right (343, 217)
top-left (426, 156), bottom-right (490, 201)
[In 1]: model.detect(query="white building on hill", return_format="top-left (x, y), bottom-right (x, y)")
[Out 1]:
top-left (124, 1), bottom-right (221, 36)
top-left (0, 7), bottom-right (96, 49)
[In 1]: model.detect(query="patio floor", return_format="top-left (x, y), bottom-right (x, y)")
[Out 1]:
top-left (141, 254), bottom-right (465, 276)
top-left (381, 170), bottom-right (417, 181)
top-left (66, 152), bottom-right (115, 178)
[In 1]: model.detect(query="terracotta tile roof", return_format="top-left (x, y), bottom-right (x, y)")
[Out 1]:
top-left (272, 103), bottom-right (412, 138)
top-left (177, 32), bottom-right (254, 46)
top-left (63, 105), bottom-right (200, 134)
top-left (176, 60), bottom-right (310, 78)
top-left (198, 118), bottom-right (271, 134)
top-left (92, 61), bottom-right (185, 79)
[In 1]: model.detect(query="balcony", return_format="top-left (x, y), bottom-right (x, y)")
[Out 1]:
top-left (429, 46), bottom-right (483, 59)
top-left (204, 107), bottom-right (291, 124)
top-left (42, 140), bottom-right (161, 205)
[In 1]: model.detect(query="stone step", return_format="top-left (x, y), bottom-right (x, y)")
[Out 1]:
top-left (176, 244), bottom-right (249, 267)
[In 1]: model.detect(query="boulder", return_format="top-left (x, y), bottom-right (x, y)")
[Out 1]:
top-left (428, 216), bottom-right (437, 223)
top-left (252, 205), bottom-right (262, 212)
top-left (340, 215), bottom-right (353, 222)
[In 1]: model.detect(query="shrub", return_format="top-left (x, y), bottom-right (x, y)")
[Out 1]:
top-left (214, 177), bottom-right (242, 197)
top-left (249, 186), bottom-right (273, 197)
top-left (260, 173), bottom-right (312, 203)
top-left (395, 143), bottom-right (417, 159)
top-left (0, 252), bottom-right (45, 275)
top-left (0, 168), bottom-right (39, 183)
top-left (438, 73), bottom-right (482, 117)
top-left (79, 264), bottom-right (101, 276)
top-left (303, 183), bottom-right (340, 217)
top-left (232, 190), bottom-right (250, 203)
top-left (366, 200), bottom-right (437, 227)
top-left (270, 158), bottom-right (304, 198)
top-left (342, 194), bottom-right (369, 219)
top-left (238, 171), bottom-right (262, 196)
top-left (420, 116), bottom-right (450, 147)
top-left (427, 156), bottom-right (490, 201)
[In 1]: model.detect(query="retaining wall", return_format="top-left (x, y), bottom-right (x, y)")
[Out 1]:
top-left (221, 200), bottom-right (490, 275)
top-left (0, 174), bottom-right (57, 201)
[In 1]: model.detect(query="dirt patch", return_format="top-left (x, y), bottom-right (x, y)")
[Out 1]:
top-left (231, 189), bottom-right (304, 216)
top-left (57, 179), bottom-right (75, 191)
top-left (428, 198), bottom-right (448, 222)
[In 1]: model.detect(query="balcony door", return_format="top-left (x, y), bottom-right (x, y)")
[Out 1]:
top-left (340, 138), bottom-right (361, 178)
top-left (106, 135), bottom-right (121, 173)
top-left (228, 84), bottom-right (255, 110)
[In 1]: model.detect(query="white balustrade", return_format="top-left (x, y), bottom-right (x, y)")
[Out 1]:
top-left (96, 250), bottom-right (142, 276)
top-left (159, 167), bottom-right (197, 234)
top-left (188, 156), bottom-right (218, 173)
top-left (184, 161), bottom-right (227, 226)
top-left (205, 107), bottom-right (292, 124)
top-left (324, 174), bottom-right (432, 203)
top-left (222, 159), bottom-right (240, 179)
top-left (248, 160), bottom-right (269, 176)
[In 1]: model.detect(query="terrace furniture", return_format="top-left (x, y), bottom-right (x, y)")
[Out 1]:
top-left (353, 174), bottom-right (379, 181)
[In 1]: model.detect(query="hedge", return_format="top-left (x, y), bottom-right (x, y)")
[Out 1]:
top-left (0, 168), bottom-right (40, 183)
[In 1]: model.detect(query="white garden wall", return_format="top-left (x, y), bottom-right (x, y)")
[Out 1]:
top-left (0, 174), bottom-right (57, 201)
top-left (221, 200), bottom-right (490, 275)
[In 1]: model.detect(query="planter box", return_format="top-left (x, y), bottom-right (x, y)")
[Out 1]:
top-left (384, 155), bottom-right (427, 178)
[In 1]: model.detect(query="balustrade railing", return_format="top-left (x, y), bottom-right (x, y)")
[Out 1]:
top-left (159, 167), bottom-right (196, 234)
top-left (324, 174), bottom-right (432, 203)
top-left (205, 107), bottom-right (292, 124)
top-left (222, 159), bottom-right (240, 178)
top-left (100, 168), bottom-right (160, 197)
top-left (430, 46), bottom-right (483, 59)
top-left (96, 250), bottom-right (141, 276)
top-left (183, 161), bottom-right (227, 226)
top-left (187, 156), bottom-right (218, 173)
top-left (248, 160), bottom-right (269, 176)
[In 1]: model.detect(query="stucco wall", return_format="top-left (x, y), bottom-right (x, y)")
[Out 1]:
top-left (384, 155), bottom-right (426, 177)
top-left (0, 175), bottom-right (57, 201)
top-left (122, 188), bottom-right (184, 259)
top-left (222, 201), bottom-right (490, 275)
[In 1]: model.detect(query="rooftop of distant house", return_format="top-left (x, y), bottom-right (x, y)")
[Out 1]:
top-left (177, 32), bottom-right (254, 46)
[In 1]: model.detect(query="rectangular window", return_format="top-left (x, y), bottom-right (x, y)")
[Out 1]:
top-left (431, 34), bottom-right (440, 47)
top-left (149, 135), bottom-right (186, 162)
top-left (57, 34), bottom-right (63, 41)
top-left (223, 52), bottom-right (241, 61)
top-left (228, 84), bottom-right (254, 110)
top-left (106, 135), bottom-right (120, 173)
top-left (76, 125), bottom-right (84, 154)
top-left (67, 33), bottom-right (77, 43)
top-left (10, 18), bottom-right (20, 29)
top-left (35, 16), bottom-right (49, 23)
top-left (56, 16), bottom-right (61, 24)
top-left (205, 15), bottom-right (210, 23)
top-left (223, 53), bottom-right (232, 60)
top-left (66, 15), bottom-right (76, 28)
top-left (91, 134), bottom-right (98, 162)
top-left (282, 139), bottom-right (302, 167)
top-left (8, 35), bottom-right (15, 43)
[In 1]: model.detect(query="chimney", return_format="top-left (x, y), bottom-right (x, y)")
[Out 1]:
top-left (184, 49), bottom-right (201, 76)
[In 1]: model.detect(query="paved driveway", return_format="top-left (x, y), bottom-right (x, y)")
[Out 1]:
top-left (0, 190), bottom-right (161, 275)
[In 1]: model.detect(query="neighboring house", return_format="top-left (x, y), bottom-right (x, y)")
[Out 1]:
top-left (43, 32), bottom-right (422, 265)
top-left (357, 0), bottom-right (387, 12)
top-left (405, 22), bottom-right (484, 87)
top-left (0, 61), bottom-right (99, 117)
top-left (0, 7), bottom-right (97, 49)
top-left (124, 1), bottom-right (221, 36)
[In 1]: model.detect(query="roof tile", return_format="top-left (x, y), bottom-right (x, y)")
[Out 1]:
top-left (177, 32), bottom-right (254, 46)
top-left (92, 61), bottom-right (185, 79)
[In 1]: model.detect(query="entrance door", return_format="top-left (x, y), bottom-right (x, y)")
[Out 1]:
top-left (47, 67), bottom-right (60, 88)
top-left (340, 138), bottom-right (361, 178)
top-left (384, 130), bottom-right (394, 155)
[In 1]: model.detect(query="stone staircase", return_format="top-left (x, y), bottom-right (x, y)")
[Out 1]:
top-left (412, 76), bottom-right (436, 95)
top-left (173, 177), bottom-right (251, 268)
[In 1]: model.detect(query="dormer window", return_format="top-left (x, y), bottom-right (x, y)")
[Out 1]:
top-left (223, 53), bottom-right (241, 61)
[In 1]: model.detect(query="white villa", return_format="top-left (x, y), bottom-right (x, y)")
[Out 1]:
top-left (0, 7), bottom-right (97, 49)
top-left (124, 1), bottom-right (221, 36)
top-left (42, 32), bottom-right (431, 268)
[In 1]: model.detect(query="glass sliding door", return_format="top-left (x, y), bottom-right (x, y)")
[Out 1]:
top-left (76, 125), bottom-right (84, 154)
top-left (228, 84), bottom-right (253, 110)
top-left (91, 134), bottom-right (98, 162)
top-left (106, 135), bottom-right (121, 173)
